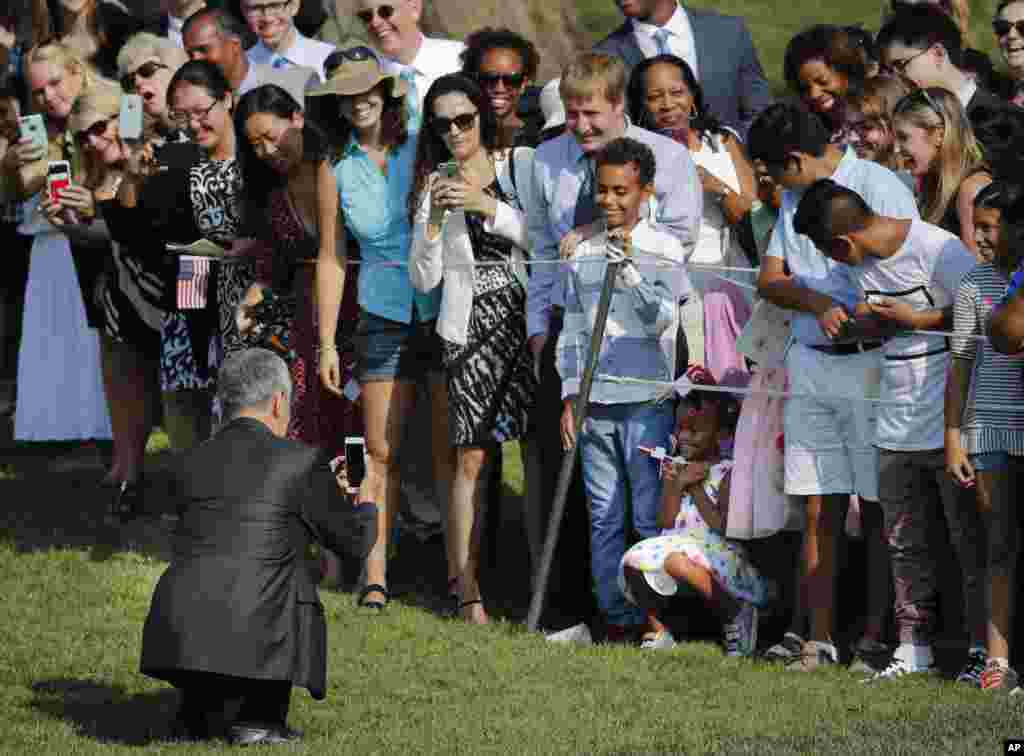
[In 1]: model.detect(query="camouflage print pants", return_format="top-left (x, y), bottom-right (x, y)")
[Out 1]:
top-left (878, 449), bottom-right (985, 645)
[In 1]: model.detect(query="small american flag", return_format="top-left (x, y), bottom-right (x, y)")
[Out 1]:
top-left (177, 255), bottom-right (210, 310)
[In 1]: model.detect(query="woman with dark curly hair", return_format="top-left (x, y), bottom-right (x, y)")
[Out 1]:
top-left (784, 25), bottom-right (873, 143)
top-left (408, 73), bottom-right (537, 624)
top-left (460, 27), bottom-right (541, 149)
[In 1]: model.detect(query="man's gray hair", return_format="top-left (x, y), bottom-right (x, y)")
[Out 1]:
top-left (217, 348), bottom-right (292, 421)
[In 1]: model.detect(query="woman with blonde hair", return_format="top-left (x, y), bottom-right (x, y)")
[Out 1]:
top-left (30, 0), bottom-right (143, 79)
top-left (892, 87), bottom-right (991, 256)
top-left (4, 39), bottom-right (113, 450)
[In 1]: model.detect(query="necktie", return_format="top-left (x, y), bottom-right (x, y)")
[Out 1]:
top-left (652, 28), bottom-right (671, 57)
top-left (573, 158), bottom-right (600, 228)
top-left (399, 68), bottom-right (419, 120)
top-left (272, 56), bottom-right (290, 69)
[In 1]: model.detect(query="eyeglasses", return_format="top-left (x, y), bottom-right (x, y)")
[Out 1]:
top-left (994, 19), bottom-right (1024, 38)
top-left (884, 46), bottom-right (930, 77)
top-left (324, 46), bottom-right (377, 76)
top-left (121, 61), bottom-right (167, 94)
top-left (74, 117), bottom-right (113, 145)
top-left (476, 72), bottom-right (526, 89)
top-left (243, 0), bottom-right (292, 18)
top-left (170, 99), bottom-right (220, 128)
top-left (430, 111), bottom-right (478, 136)
top-left (357, 4), bottom-right (397, 25)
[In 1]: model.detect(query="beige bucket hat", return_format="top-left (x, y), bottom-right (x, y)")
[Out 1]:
top-left (307, 42), bottom-right (409, 100)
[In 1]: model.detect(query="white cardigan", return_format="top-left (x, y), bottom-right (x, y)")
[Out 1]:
top-left (410, 147), bottom-right (535, 346)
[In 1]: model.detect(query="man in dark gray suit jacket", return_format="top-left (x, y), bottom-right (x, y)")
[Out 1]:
top-left (594, 0), bottom-right (772, 138)
top-left (140, 349), bottom-right (377, 746)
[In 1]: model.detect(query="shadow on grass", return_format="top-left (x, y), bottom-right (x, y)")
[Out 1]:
top-left (30, 678), bottom-right (182, 746)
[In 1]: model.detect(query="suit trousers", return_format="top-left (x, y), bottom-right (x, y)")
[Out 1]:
top-left (174, 671), bottom-right (292, 736)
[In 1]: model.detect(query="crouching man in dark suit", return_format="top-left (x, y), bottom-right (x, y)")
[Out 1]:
top-left (140, 348), bottom-right (378, 746)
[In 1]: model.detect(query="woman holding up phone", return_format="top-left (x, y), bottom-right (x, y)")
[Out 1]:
top-left (6, 39), bottom-right (112, 448)
top-left (408, 74), bottom-right (538, 624)
top-left (310, 45), bottom-right (452, 612)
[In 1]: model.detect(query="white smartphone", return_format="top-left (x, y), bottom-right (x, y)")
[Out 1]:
top-left (46, 160), bottom-right (71, 204)
top-left (18, 114), bottom-right (46, 151)
top-left (344, 436), bottom-right (366, 493)
top-left (119, 94), bottom-right (144, 141)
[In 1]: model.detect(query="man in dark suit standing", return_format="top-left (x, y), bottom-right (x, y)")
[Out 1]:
top-left (593, 0), bottom-right (772, 137)
top-left (140, 349), bottom-right (377, 746)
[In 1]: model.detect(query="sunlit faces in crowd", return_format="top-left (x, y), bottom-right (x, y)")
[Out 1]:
top-left (241, 0), bottom-right (297, 50)
top-left (356, 0), bottom-right (422, 61)
top-left (476, 48), bottom-right (528, 122)
top-left (429, 91), bottom-right (480, 161)
top-left (994, 1), bottom-right (1024, 75)
top-left (796, 58), bottom-right (848, 116)
top-left (338, 84), bottom-right (387, 132)
top-left (169, 81), bottom-right (233, 151)
top-left (892, 115), bottom-right (940, 178)
top-left (26, 55), bottom-right (84, 120)
top-left (595, 161), bottom-right (653, 231)
top-left (564, 89), bottom-right (625, 155)
top-left (641, 61), bottom-right (695, 131)
top-left (243, 109), bottom-right (305, 175)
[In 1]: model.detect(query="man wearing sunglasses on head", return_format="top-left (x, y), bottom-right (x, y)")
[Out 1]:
top-left (877, 2), bottom-right (1009, 148)
top-left (184, 7), bottom-right (317, 103)
top-left (355, 0), bottom-right (463, 114)
top-left (243, 0), bottom-right (336, 81)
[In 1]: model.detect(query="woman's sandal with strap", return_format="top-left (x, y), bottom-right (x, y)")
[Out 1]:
top-left (358, 583), bottom-right (389, 611)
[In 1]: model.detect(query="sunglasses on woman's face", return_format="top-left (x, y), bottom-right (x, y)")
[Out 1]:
top-left (430, 111), bottom-right (478, 136)
top-left (74, 117), bottom-right (113, 145)
top-left (357, 4), bottom-right (396, 25)
top-left (121, 60), bottom-right (167, 94)
top-left (994, 19), bottom-right (1024, 38)
top-left (476, 72), bottom-right (525, 89)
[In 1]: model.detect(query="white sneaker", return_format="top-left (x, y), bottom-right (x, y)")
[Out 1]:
top-left (640, 631), bottom-right (676, 650)
top-left (545, 623), bottom-right (593, 644)
top-left (862, 657), bottom-right (938, 684)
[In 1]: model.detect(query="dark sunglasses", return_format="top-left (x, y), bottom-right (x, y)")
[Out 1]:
top-left (324, 46), bottom-right (377, 76)
top-left (430, 111), bottom-right (478, 136)
top-left (74, 117), bottom-right (113, 145)
top-left (121, 61), bottom-right (167, 94)
top-left (357, 4), bottom-right (396, 25)
top-left (994, 19), bottom-right (1024, 38)
top-left (476, 72), bottom-right (525, 88)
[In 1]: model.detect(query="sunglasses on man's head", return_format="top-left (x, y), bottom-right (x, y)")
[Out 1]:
top-left (121, 61), bottom-right (167, 94)
top-left (476, 72), bottom-right (525, 89)
top-left (324, 46), bottom-right (377, 75)
top-left (994, 19), bottom-right (1024, 38)
top-left (430, 111), bottom-right (478, 136)
top-left (74, 117), bottom-right (113, 145)
top-left (357, 4), bottom-right (396, 25)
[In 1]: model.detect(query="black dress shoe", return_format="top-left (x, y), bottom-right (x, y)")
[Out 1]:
top-left (227, 722), bottom-right (299, 746)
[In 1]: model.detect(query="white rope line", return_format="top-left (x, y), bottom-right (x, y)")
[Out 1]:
top-left (595, 373), bottom-right (1024, 413)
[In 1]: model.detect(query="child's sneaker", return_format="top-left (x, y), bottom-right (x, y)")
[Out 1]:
top-left (763, 631), bottom-right (805, 663)
top-left (956, 647), bottom-right (988, 688)
top-left (723, 602), bottom-right (758, 657)
top-left (545, 623), bottom-right (593, 645)
top-left (785, 640), bottom-right (837, 672)
top-left (848, 638), bottom-right (891, 676)
top-left (639, 631), bottom-right (677, 650)
top-left (981, 659), bottom-right (1019, 693)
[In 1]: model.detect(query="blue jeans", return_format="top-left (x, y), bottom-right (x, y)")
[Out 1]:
top-left (579, 401), bottom-right (674, 626)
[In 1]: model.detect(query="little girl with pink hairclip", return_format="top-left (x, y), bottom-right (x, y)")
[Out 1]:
top-left (618, 366), bottom-right (772, 656)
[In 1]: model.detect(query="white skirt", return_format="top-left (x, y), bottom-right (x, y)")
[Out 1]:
top-left (14, 228), bottom-right (112, 441)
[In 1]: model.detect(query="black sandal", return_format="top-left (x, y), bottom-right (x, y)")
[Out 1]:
top-left (108, 479), bottom-right (143, 521)
top-left (358, 583), bottom-right (389, 610)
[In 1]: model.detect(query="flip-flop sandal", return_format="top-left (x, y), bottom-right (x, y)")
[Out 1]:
top-left (357, 583), bottom-right (389, 611)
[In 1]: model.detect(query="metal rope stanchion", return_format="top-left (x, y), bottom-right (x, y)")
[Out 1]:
top-left (526, 245), bottom-right (624, 632)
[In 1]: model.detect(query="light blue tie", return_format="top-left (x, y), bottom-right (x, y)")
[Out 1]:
top-left (272, 55), bottom-right (290, 69)
top-left (652, 28), bottom-right (671, 57)
top-left (399, 68), bottom-right (419, 121)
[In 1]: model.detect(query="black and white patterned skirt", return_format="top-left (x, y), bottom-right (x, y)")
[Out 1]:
top-left (441, 280), bottom-right (537, 446)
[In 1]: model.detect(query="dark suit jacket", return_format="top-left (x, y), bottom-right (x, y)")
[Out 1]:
top-left (594, 7), bottom-right (773, 139)
top-left (140, 417), bottom-right (378, 700)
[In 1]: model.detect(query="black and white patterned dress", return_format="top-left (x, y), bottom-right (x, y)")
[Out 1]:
top-left (441, 180), bottom-right (537, 446)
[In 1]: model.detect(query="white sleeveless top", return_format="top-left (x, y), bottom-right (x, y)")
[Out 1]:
top-left (688, 131), bottom-right (747, 268)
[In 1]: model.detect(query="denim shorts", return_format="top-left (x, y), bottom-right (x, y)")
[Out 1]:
top-left (353, 310), bottom-right (441, 382)
top-left (969, 451), bottom-right (1012, 472)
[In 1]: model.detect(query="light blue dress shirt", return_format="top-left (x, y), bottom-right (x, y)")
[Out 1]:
top-left (335, 131), bottom-right (440, 324)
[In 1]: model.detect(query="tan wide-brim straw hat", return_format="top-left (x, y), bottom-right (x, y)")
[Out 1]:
top-left (306, 42), bottom-right (409, 100)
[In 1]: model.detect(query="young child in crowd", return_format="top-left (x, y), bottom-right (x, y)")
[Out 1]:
top-left (557, 137), bottom-right (690, 642)
top-left (946, 180), bottom-right (1024, 691)
top-left (619, 366), bottom-right (771, 656)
